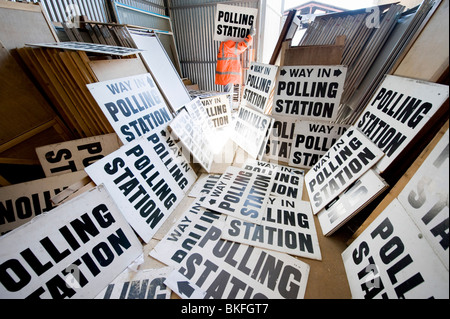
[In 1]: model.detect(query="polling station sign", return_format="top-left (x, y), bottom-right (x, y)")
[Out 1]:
top-left (150, 200), bottom-right (223, 267)
top-left (305, 127), bottom-right (384, 215)
top-left (222, 197), bottom-right (321, 260)
top-left (0, 185), bottom-right (142, 299)
top-left (397, 129), bottom-right (449, 270)
top-left (36, 133), bottom-right (122, 177)
top-left (232, 105), bottom-right (274, 159)
top-left (273, 65), bottom-right (347, 122)
top-left (85, 130), bottom-right (197, 243)
top-left (200, 95), bottom-right (232, 129)
top-left (214, 4), bottom-right (258, 42)
top-left (165, 222), bottom-right (310, 299)
top-left (0, 170), bottom-right (88, 236)
top-left (342, 199), bottom-right (449, 299)
top-left (95, 267), bottom-right (173, 299)
top-left (87, 73), bottom-right (173, 144)
top-left (242, 62), bottom-right (278, 114)
top-left (264, 115), bottom-right (296, 163)
top-left (289, 120), bottom-right (349, 169)
top-left (355, 75), bottom-right (449, 172)
top-left (202, 166), bottom-right (275, 224)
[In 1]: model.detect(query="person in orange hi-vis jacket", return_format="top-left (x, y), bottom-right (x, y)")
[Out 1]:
top-left (215, 27), bottom-right (256, 107)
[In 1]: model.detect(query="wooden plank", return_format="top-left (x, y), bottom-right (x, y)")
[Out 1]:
top-left (269, 10), bottom-right (297, 65)
top-left (283, 42), bottom-right (344, 66)
top-left (88, 57), bottom-right (148, 82)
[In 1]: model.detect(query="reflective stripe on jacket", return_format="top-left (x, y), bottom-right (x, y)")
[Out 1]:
top-left (215, 35), bottom-right (253, 86)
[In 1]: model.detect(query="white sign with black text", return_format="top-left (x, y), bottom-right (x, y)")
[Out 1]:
top-left (0, 186), bottom-right (142, 299)
top-left (305, 127), bottom-right (384, 215)
top-left (87, 73), bottom-right (173, 144)
top-left (273, 65), bottom-right (347, 122)
top-left (264, 115), bottom-right (296, 163)
top-left (200, 95), bottom-right (232, 129)
top-left (36, 134), bottom-right (122, 177)
top-left (355, 75), bottom-right (449, 172)
top-left (214, 4), bottom-right (258, 42)
top-left (85, 130), bottom-right (196, 243)
top-left (342, 198), bottom-right (449, 299)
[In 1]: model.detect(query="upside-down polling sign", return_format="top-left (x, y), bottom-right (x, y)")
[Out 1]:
top-left (85, 130), bottom-right (197, 243)
top-left (273, 65), bottom-right (347, 122)
top-left (214, 4), bottom-right (258, 42)
top-left (87, 73), bottom-right (173, 144)
top-left (0, 186), bottom-right (142, 299)
top-left (305, 127), bottom-right (384, 215)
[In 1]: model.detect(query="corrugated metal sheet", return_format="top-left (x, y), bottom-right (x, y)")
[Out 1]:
top-left (115, 2), bottom-right (170, 31)
top-left (169, 0), bottom-right (259, 92)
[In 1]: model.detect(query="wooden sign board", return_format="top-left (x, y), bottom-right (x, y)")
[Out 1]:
top-left (95, 267), bottom-right (173, 299)
top-left (87, 73), bottom-right (173, 144)
top-left (150, 199), bottom-right (224, 267)
top-left (85, 130), bottom-right (197, 243)
top-left (200, 95), bottom-right (232, 129)
top-left (397, 129), bottom-right (449, 269)
top-left (273, 65), bottom-right (347, 122)
top-left (355, 75), bottom-right (449, 172)
top-left (264, 115), bottom-right (296, 163)
top-left (231, 105), bottom-right (274, 159)
top-left (201, 166), bottom-right (275, 224)
top-left (242, 62), bottom-right (278, 114)
top-left (289, 120), bottom-right (350, 169)
top-left (318, 169), bottom-right (388, 236)
top-left (0, 185), bottom-right (142, 299)
top-left (26, 42), bottom-right (143, 56)
top-left (36, 133), bottom-right (122, 177)
top-left (342, 199), bottom-right (449, 299)
top-left (0, 171), bottom-right (88, 235)
top-left (165, 222), bottom-right (310, 299)
top-left (305, 127), bottom-right (384, 215)
top-left (214, 4), bottom-right (258, 42)
top-left (222, 197), bottom-right (321, 260)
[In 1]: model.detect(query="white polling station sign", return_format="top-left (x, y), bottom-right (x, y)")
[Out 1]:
top-left (214, 4), bottom-right (258, 42)
top-left (200, 95), bottom-right (232, 129)
top-left (264, 115), bottom-right (296, 163)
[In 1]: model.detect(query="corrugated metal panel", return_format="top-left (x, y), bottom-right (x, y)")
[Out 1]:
top-left (115, 2), bottom-right (170, 30)
top-left (169, 0), bottom-right (258, 92)
top-left (117, 0), bottom-right (165, 15)
top-left (39, 0), bottom-right (110, 23)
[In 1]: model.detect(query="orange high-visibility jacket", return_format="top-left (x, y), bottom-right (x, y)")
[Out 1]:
top-left (215, 35), bottom-right (253, 86)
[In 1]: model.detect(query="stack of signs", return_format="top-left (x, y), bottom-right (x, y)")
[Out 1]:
top-left (355, 75), bottom-right (449, 173)
top-left (305, 127), bottom-right (385, 215)
top-left (35, 133), bottom-right (122, 177)
top-left (0, 186), bottom-right (142, 299)
top-left (317, 169), bottom-right (389, 236)
top-left (164, 222), bottom-right (310, 299)
top-left (214, 4), bottom-right (258, 42)
top-left (231, 105), bottom-right (274, 159)
top-left (85, 130), bottom-right (197, 243)
top-left (95, 267), bottom-right (173, 299)
top-left (169, 98), bottom-right (217, 172)
top-left (342, 199), bottom-right (448, 299)
top-left (273, 65), bottom-right (347, 122)
top-left (0, 170), bottom-right (88, 235)
top-left (289, 120), bottom-right (350, 169)
top-left (27, 42), bottom-right (143, 56)
top-left (200, 95), bottom-right (232, 129)
top-left (264, 115), bottom-right (296, 163)
top-left (87, 73), bottom-right (173, 144)
top-left (242, 62), bottom-right (278, 114)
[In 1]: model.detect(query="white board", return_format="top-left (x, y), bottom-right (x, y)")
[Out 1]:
top-left (231, 105), bottom-right (274, 159)
top-left (35, 133), bottom-right (122, 177)
top-left (273, 65), bottom-right (347, 122)
top-left (200, 95), bottom-right (232, 129)
top-left (214, 4), bottom-right (258, 42)
top-left (289, 120), bottom-right (350, 169)
top-left (318, 169), bottom-right (388, 236)
top-left (85, 130), bottom-right (197, 243)
top-left (222, 197), bottom-right (321, 260)
top-left (130, 32), bottom-right (191, 113)
top-left (342, 198), bottom-right (449, 299)
top-left (305, 127), bottom-right (384, 214)
top-left (201, 166), bottom-right (275, 224)
top-left (164, 221), bottom-right (310, 299)
top-left (242, 62), bottom-right (278, 114)
top-left (0, 170), bottom-right (88, 235)
top-left (355, 75), bottom-right (449, 172)
top-left (397, 129), bottom-right (449, 270)
top-left (87, 73), bottom-right (173, 144)
top-left (95, 267), bottom-right (173, 299)
top-left (0, 185), bottom-right (142, 299)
